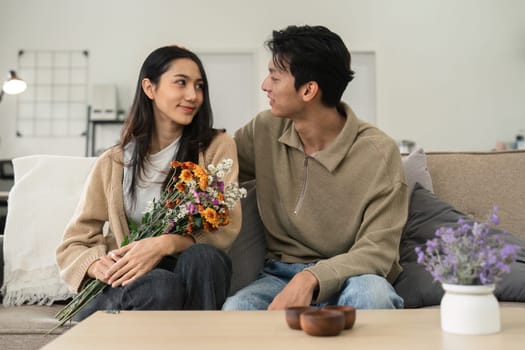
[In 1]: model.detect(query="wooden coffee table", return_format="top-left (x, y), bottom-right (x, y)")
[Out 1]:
top-left (41, 308), bottom-right (524, 349)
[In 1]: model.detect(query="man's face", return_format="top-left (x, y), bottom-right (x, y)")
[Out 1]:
top-left (261, 60), bottom-right (304, 118)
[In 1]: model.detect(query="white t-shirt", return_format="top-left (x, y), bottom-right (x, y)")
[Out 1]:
top-left (123, 138), bottom-right (180, 225)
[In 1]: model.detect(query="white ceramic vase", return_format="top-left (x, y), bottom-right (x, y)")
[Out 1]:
top-left (440, 283), bottom-right (500, 335)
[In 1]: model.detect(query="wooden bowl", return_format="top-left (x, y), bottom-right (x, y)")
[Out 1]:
top-left (322, 305), bottom-right (356, 329)
top-left (285, 306), bottom-right (318, 330)
top-left (299, 309), bottom-right (345, 336)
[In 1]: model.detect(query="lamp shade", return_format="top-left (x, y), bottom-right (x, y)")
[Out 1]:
top-left (2, 70), bottom-right (27, 95)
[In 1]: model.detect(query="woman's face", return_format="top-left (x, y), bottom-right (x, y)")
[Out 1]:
top-left (143, 58), bottom-right (204, 130)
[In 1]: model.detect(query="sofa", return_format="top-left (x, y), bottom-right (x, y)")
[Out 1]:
top-left (1, 149), bottom-right (524, 350)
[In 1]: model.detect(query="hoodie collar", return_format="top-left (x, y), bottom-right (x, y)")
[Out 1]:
top-left (278, 102), bottom-right (360, 172)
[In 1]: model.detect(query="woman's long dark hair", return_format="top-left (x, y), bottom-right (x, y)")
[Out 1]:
top-left (120, 46), bottom-right (218, 202)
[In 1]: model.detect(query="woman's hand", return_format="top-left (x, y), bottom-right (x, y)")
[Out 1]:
top-left (103, 234), bottom-right (195, 288)
top-left (103, 236), bottom-right (166, 287)
top-left (86, 255), bottom-right (120, 284)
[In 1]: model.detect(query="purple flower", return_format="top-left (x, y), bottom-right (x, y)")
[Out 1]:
top-left (186, 203), bottom-right (198, 215)
top-left (191, 189), bottom-right (201, 203)
top-left (165, 219), bottom-right (175, 234)
top-left (414, 206), bottom-right (521, 285)
top-left (501, 244), bottom-right (519, 261)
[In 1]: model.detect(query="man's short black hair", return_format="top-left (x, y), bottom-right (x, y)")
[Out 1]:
top-left (266, 25), bottom-right (355, 107)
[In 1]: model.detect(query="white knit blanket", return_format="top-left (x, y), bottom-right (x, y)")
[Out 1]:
top-left (1, 155), bottom-right (97, 306)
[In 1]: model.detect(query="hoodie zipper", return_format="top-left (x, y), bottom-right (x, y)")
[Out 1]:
top-left (293, 155), bottom-right (309, 215)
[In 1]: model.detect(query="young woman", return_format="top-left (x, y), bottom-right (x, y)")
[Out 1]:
top-left (56, 46), bottom-right (241, 320)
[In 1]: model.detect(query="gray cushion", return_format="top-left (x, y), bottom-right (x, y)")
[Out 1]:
top-left (0, 235), bottom-right (4, 296)
top-left (394, 183), bottom-right (525, 307)
top-left (227, 180), bottom-right (266, 296)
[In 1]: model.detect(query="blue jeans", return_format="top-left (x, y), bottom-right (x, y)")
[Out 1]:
top-left (222, 259), bottom-right (404, 310)
top-left (75, 244), bottom-right (232, 321)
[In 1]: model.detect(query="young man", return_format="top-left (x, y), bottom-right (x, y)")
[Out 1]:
top-left (223, 25), bottom-right (408, 310)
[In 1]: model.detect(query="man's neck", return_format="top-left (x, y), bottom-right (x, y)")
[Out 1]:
top-left (292, 105), bottom-right (346, 155)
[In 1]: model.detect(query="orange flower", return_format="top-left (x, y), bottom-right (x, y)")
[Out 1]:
top-left (175, 183), bottom-right (185, 192)
top-left (182, 161), bottom-right (195, 170)
top-left (179, 169), bottom-right (193, 183)
top-left (198, 175), bottom-right (208, 190)
top-left (217, 192), bottom-right (224, 201)
top-left (201, 207), bottom-right (219, 228)
top-left (193, 165), bottom-right (207, 178)
top-left (170, 161), bottom-right (181, 168)
top-left (165, 201), bottom-right (174, 209)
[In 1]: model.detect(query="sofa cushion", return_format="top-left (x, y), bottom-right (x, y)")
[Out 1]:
top-left (227, 180), bottom-right (266, 295)
top-left (425, 150), bottom-right (525, 241)
top-left (402, 148), bottom-right (433, 196)
top-left (394, 183), bottom-right (525, 307)
top-left (1, 155), bottom-right (97, 306)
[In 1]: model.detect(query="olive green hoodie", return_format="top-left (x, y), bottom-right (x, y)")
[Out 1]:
top-left (234, 103), bottom-right (408, 303)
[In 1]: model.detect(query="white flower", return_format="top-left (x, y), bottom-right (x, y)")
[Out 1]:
top-left (143, 200), bottom-right (155, 214)
top-left (186, 180), bottom-right (197, 189)
top-left (208, 158), bottom-right (233, 179)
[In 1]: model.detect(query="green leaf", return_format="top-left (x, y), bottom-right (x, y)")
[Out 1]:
top-left (141, 212), bottom-right (150, 225)
top-left (193, 216), bottom-right (202, 229)
top-left (129, 219), bottom-right (138, 233)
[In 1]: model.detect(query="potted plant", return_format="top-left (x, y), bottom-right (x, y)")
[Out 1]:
top-left (415, 207), bottom-right (520, 335)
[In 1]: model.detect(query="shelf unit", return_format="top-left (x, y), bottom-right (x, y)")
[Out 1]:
top-left (85, 105), bottom-right (125, 156)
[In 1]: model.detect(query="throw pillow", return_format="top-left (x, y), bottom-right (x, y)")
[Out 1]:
top-left (394, 182), bottom-right (525, 307)
top-left (1, 155), bottom-right (97, 306)
top-left (402, 148), bottom-right (434, 196)
top-left (227, 180), bottom-right (266, 296)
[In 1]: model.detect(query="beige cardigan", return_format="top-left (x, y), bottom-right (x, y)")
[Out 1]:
top-left (56, 132), bottom-right (241, 293)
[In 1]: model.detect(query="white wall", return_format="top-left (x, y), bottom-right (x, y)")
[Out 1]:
top-left (0, 0), bottom-right (524, 158)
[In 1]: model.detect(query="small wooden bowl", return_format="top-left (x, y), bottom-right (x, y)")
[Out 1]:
top-left (285, 306), bottom-right (318, 330)
top-left (299, 309), bottom-right (345, 336)
top-left (322, 305), bottom-right (356, 329)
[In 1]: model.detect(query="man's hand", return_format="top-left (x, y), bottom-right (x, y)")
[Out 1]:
top-left (268, 270), bottom-right (319, 310)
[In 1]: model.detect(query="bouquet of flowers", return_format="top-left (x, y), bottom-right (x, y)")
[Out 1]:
top-left (415, 207), bottom-right (521, 285)
top-left (53, 158), bottom-right (246, 331)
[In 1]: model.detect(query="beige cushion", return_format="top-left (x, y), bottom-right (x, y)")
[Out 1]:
top-left (426, 150), bottom-right (525, 240)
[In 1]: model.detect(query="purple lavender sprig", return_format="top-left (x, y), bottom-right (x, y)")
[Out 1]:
top-left (415, 207), bottom-right (521, 285)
